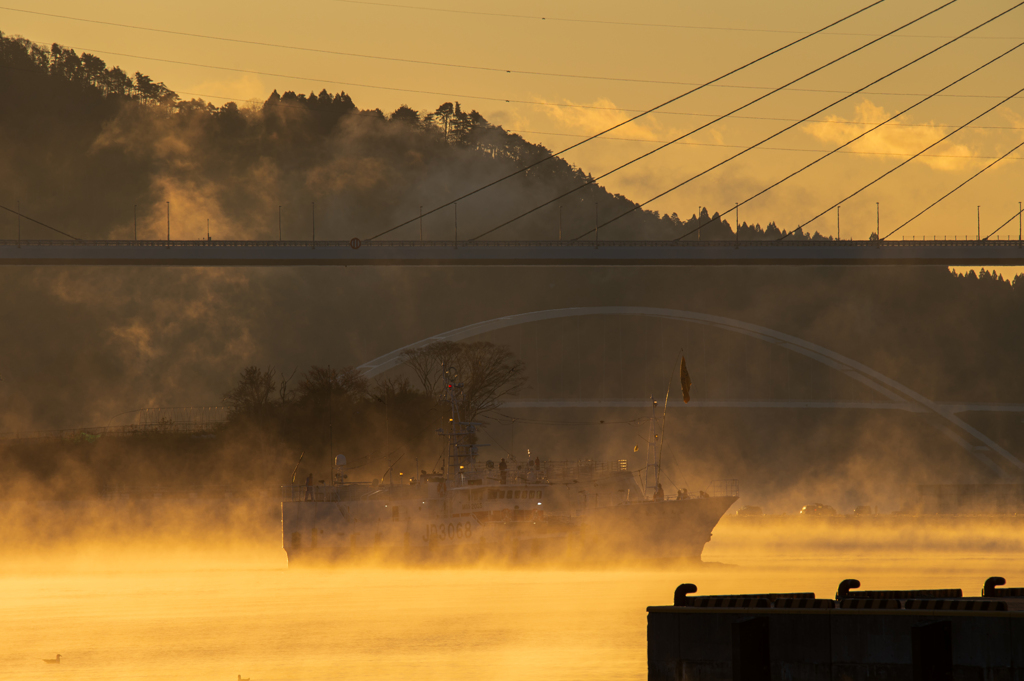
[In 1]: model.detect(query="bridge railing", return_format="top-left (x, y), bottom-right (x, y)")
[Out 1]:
top-left (1, 238), bottom-right (1021, 248)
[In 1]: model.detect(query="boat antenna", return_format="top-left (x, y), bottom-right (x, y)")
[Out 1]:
top-left (656, 384), bottom-right (671, 489)
top-left (379, 451), bottom-right (407, 484)
top-left (441, 362), bottom-right (464, 481)
top-left (643, 396), bottom-right (657, 495)
top-left (290, 451), bottom-right (304, 484)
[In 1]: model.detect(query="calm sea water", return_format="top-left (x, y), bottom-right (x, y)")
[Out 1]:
top-left (4, 517), bottom-right (1023, 681)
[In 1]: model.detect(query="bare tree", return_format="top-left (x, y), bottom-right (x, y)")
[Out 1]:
top-left (278, 367), bottom-right (297, 404)
top-left (402, 341), bottom-right (462, 399)
top-left (371, 376), bottom-right (418, 402)
top-left (297, 365), bottom-right (368, 407)
top-left (402, 341), bottom-right (526, 421)
top-left (222, 366), bottom-right (277, 420)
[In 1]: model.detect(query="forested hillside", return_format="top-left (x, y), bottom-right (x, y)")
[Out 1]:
top-left (0, 32), bottom-right (804, 242)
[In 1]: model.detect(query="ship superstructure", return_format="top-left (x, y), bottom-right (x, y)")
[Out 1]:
top-left (282, 371), bottom-right (736, 564)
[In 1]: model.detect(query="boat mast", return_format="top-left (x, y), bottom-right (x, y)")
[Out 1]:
top-left (643, 396), bottom-right (657, 496)
top-left (440, 365), bottom-right (485, 484)
top-left (442, 365), bottom-right (466, 483)
top-left (655, 386), bottom-right (670, 490)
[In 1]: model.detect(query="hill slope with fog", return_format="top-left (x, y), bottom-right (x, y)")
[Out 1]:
top-left (2, 32), bottom-right (1024, 505)
top-left (0, 31), bottom-right (787, 242)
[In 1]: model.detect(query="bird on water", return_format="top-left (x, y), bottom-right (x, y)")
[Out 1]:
top-left (43, 654), bottom-right (61, 664)
top-left (237, 675), bottom-right (249, 681)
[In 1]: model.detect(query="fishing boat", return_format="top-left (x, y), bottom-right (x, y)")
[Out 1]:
top-left (281, 372), bottom-right (737, 565)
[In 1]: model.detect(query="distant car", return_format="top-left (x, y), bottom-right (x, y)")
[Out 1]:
top-left (853, 505), bottom-right (874, 516)
top-left (736, 505), bottom-right (765, 516)
top-left (799, 503), bottom-right (837, 517)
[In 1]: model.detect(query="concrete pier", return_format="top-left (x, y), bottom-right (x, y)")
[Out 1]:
top-left (648, 578), bottom-right (1024, 680)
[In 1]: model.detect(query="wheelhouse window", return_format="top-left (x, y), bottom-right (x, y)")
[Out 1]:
top-left (529, 491), bottom-right (536, 499)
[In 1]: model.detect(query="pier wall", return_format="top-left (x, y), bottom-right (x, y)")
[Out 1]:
top-left (648, 604), bottom-right (1024, 680)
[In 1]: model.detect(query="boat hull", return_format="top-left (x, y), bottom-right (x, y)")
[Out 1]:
top-left (281, 494), bottom-right (737, 566)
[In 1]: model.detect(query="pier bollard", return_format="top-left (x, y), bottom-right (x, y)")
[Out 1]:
top-left (732, 616), bottom-right (770, 681)
top-left (984, 576), bottom-right (1006, 597)
top-left (911, 620), bottom-right (952, 681)
top-left (674, 583), bottom-right (697, 606)
top-left (836, 578), bottom-right (860, 600)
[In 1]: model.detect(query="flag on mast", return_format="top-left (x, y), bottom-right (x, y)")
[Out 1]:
top-left (680, 355), bottom-right (692, 403)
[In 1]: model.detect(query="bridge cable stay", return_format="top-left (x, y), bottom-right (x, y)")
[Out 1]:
top-left (471, 1), bottom-right (958, 242)
top-left (0, 204), bottom-right (80, 240)
top-left (774, 81), bottom-right (1024, 241)
top-left (982, 208), bottom-right (1024, 240)
top-left (5, 53), bottom-right (691, 126)
top-left (72, 40), bottom-right (1021, 120)
top-left (333, 0), bottom-right (903, 36)
top-left (27, 19), bottom-right (1022, 125)
top-left (336, 0), bottom-right (1024, 42)
top-left (511, 111), bottom-right (1024, 137)
top-left (0, 58), bottom-right (446, 123)
top-left (362, 0), bottom-right (888, 242)
top-left (0, 4), bottom-right (898, 88)
top-left (881, 140), bottom-right (1024, 240)
top-left (679, 38), bottom-right (1024, 242)
top-left (57, 42), bottom-right (874, 121)
top-left (573, 2), bottom-right (1024, 241)
top-left (23, 46), bottom-right (1016, 128)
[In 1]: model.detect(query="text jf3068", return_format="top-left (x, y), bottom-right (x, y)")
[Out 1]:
top-left (423, 522), bottom-right (472, 541)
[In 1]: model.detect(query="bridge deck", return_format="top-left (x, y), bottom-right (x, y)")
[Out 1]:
top-left (1, 239), bottom-right (1023, 266)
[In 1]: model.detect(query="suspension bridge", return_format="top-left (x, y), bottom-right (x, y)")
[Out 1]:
top-left (1, 237), bottom-right (1022, 266)
top-left (4, 3), bottom-right (1024, 266)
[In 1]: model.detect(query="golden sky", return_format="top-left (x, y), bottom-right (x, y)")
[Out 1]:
top-left (2, 0), bottom-right (1023, 241)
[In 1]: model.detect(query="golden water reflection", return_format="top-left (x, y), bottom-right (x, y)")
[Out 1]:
top-left (4, 516), bottom-right (1022, 681)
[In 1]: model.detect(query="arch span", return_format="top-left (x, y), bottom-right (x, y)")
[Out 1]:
top-left (357, 307), bottom-right (1021, 478)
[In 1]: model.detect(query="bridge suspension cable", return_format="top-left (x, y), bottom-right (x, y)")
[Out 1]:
top-left (39, 45), bottom-right (1024, 125)
top-left (0, 204), bottom-right (80, 240)
top-left (470, 0), bottom-right (958, 242)
top-left (688, 37), bottom-right (1024, 242)
top-left (881, 139), bottom-right (1024, 240)
top-left (511, 112), bottom-right (1024, 137)
top-left (983, 207), bottom-right (1024, 240)
top-left (575, 1), bottom-right (1024, 241)
top-left (778, 80), bottom-right (1024, 241)
top-left (332, 0), bottom-right (1024, 40)
top-left (11, 4), bottom-right (871, 87)
top-left (362, 0), bottom-right (888, 241)
top-left (332, 0), bottom-right (910, 37)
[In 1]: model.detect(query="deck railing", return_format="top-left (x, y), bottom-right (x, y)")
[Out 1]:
top-left (709, 479), bottom-right (740, 498)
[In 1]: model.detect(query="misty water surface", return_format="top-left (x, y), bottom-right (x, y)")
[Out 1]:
top-left (4, 517), bottom-right (1023, 681)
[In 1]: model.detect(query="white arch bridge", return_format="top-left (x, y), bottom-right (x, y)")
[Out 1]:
top-left (356, 306), bottom-right (1023, 479)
